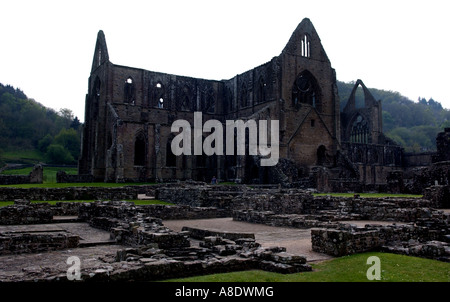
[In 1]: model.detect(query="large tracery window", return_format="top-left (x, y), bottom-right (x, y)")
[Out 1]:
top-left (292, 71), bottom-right (321, 111)
top-left (350, 115), bottom-right (369, 143)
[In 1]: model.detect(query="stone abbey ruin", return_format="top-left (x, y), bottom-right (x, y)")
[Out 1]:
top-left (0, 18), bottom-right (448, 282)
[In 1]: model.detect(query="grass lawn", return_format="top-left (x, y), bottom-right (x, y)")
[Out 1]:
top-left (1, 166), bottom-right (79, 184)
top-left (1, 149), bottom-right (44, 165)
top-left (165, 252), bottom-right (449, 282)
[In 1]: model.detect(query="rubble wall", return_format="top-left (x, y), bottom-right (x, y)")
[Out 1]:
top-left (0, 232), bottom-right (79, 255)
top-left (0, 185), bottom-right (155, 201)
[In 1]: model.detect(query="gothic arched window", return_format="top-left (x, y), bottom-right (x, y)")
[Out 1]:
top-left (350, 115), bottom-right (369, 144)
top-left (256, 77), bottom-right (266, 104)
top-left (292, 71), bottom-right (321, 111)
top-left (240, 84), bottom-right (248, 108)
top-left (180, 85), bottom-right (191, 111)
top-left (204, 90), bottom-right (215, 114)
top-left (153, 82), bottom-right (165, 109)
top-left (124, 77), bottom-right (135, 104)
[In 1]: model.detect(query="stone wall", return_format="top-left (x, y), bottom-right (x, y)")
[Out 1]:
top-left (78, 201), bottom-right (190, 249)
top-left (0, 164), bottom-right (43, 185)
top-left (0, 203), bottom-right (53, 225)
top-left (0, 232), bottom-right (79, 255)
top-left (233, 191), bottom-right (438, 226)
top-left (311, 221), bottom-right (450, 261)
top-left (140, 204), bottom-right (228, 220)
top-left (407, 162), bottom-right (450, 194)
top-left (432, 128), bottom-right (450, 163)
top-left (56, 171), bottom-right (94, 183)
top-left (423, 185), bottom-right (450, 209)
top-left (0, 185), bottom-right (155, 201)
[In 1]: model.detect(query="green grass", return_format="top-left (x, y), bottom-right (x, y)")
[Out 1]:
top-left (165, 252), bottom-right (449, 282)
top-left (1, 149), bottom-right (44, 164)
top-left (1, 166), bottom-right (79, 184)
top-left (314, 192), bottom-right (423, 198)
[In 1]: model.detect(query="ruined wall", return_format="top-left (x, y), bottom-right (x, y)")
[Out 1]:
top-left (407, 162), bottom-right (450, 194)
top-left (0, 164), bottom-right (43, 185)
top-left (56, 171), bottom-right (94, 183)
top-left (0, 185), bottom-right (153, 201)
top-left (0, 203), bottom-right (53, 225)
top-left (432, 128), bottom-right (450, 163)
top-left (0, 232), bottom-right (79, 255)
top-left (311, 222), bottom-right (449, 261)
top-left (81, 19), bottom-right (346, 184)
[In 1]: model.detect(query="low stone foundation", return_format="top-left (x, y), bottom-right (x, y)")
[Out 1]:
top-left (311, 222), bottom-right (450, 261)
top-left (71, 200), bottom-right (312, 281)
top-left (0, 202), bottom-right (53, 225)
top-left (56, 171), bottom-right (94, 183)
top-left (78, 239), bottom-right (311, 281)
top-left (79, 201), bottom-right (191, 249)
top-left (0, 232), bottom-right (79, 255)
top-left (181, 226), bottom-right (255, 241)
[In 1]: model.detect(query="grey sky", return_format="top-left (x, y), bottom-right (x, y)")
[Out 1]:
top-left (1, 0), bottom-right (449, 122)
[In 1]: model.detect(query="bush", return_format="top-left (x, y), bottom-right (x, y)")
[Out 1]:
top-left (45, 144), bottom-right (75, 164)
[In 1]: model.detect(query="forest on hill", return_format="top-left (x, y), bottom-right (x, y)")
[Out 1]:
top-left (0, 81), bottom-right (449, 167)
top-left (0, 83), bottom-right (81, 166)
top-left (337, 81), bottom-right (450, 153)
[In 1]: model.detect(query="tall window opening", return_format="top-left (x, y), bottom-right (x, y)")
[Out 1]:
top-left (355, 84), bottom-right (365, 109)
top-left (317, 145), bottom-right (326, 165)
top-left (134, 133), bottom-right (146, 166)
top-left (240, 84), bottom-right (248, 108)
top-left (124, 77), bottom-right (135, 103)
top-left (204, 89), bottom-right (215, 113)
top-left (301, 34), bottom-right (311, 58)
top-left (180, 85), bottom-right (191, 111)
top-left (256, 77), bottom-right (266, 104)
top-left (166, 137), bottom-right (177, 167)
top-left (154, 82), bottom-right (165, 108)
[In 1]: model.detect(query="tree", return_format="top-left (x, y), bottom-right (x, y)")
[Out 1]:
top-left (54, 128), bottom-right (81, 160)
top-left (70, 117), bottom-right (81, 130)
top-left (45, 144), bottom-right (75, 164)
top-left (37, 134), bottom-right (53, 153)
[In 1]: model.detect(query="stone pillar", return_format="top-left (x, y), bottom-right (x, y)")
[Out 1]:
top-left (29, 164), bottom-right (43, 184)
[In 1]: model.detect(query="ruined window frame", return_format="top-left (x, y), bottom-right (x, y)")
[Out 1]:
top-left (292, 70), bottom-right (321, 112)
top-left (134, 132), bottom-right (146, 166)
top-left (124, 77), bottom-right (135, 104)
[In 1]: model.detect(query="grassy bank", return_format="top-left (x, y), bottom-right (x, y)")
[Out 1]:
top-left (165, 252), bottom-right (449, 282)
top-left (1, 166), bottom-right (78, 184)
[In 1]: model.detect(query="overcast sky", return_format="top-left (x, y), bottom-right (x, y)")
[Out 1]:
top-left (1, 0), bottom-right (449, 122)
